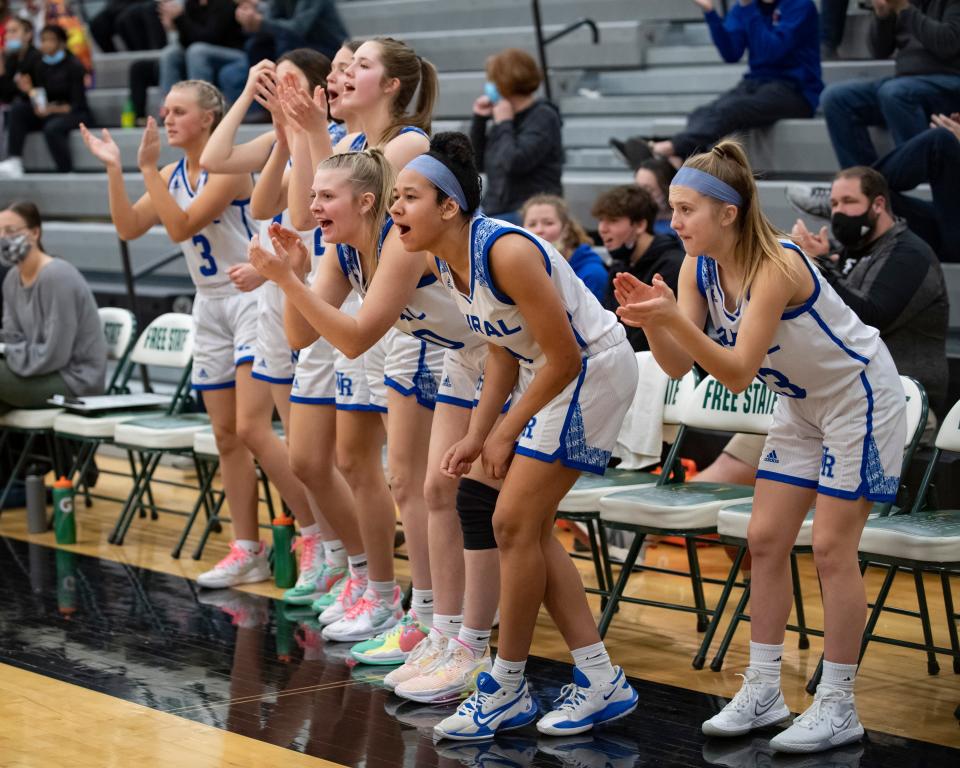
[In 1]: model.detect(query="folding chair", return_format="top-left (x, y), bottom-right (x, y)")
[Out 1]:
top-left (0, 307), bottom-right (137, 511)
top-left (710, 376), bottom-right (929, 675)
top-left (556, 359), bottom-right (697, 608)
top-left (837, 395), bottom-right (960, 684)
top-left (596, 376), bottom-right (778, 652)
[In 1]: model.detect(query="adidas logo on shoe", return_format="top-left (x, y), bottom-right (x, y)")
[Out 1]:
top-left (764, 450), bottom-right (779, 464)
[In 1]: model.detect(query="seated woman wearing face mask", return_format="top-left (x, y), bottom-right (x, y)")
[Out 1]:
top-left (0, 201), bottom-right (107, 414)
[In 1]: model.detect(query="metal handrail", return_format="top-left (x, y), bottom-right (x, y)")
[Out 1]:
top-left (531, 0), bottom-right (600, 102)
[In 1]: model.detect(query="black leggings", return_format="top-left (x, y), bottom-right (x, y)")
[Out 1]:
top-left (7, 100), bottom-right (90, 172)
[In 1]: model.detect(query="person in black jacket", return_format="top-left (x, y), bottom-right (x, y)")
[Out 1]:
top-left (0, 16), bottom-right (42, 107)
top-left (470, 48), bottom-right (563, 222)
top-left (89, 0), bottom-right (166, 53)
top-left (157, 0), bottom-right (246, 94)
top-left (0, 24), bottom-right (90, 176)
top-left (593, 184), bottom-right (686, 352)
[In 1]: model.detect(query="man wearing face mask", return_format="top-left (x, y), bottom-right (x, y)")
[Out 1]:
top-left (0, 16), bottom-right (42, 108)
top-left (792, 166), bottom-right (949, 416)
top-left (592, 184), bottom-right (685, 351)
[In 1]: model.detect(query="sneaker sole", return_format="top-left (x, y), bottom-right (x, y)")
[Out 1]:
top-left (394, 681), bottom-right (472, 704)
top-left (323, 618), bottom-right (402, 643)
top-left (701, 705), bottom-right (793, 738)
top-left (351, 651), bottom-right (408, 666)
top-left (535, 694), bottom-right (639, 736)
top-left (770, 724), bottom-right (864, 754)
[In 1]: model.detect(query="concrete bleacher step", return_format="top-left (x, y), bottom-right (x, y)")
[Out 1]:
top-left (339, 0), bottom-right (701, 36)
top-left (90, 50), bottom-right (164, 91)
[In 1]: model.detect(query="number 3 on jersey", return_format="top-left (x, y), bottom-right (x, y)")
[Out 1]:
top-left (193, 234), bottom-right (217, 277)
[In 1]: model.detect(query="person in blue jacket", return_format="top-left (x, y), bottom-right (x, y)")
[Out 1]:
top-left (522, 194), bottom-right (608, 302)
top-left (610, 0), bottom-right (822, 169)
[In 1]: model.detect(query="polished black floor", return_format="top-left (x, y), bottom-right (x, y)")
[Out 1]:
top-left (0, 536), bottom-right (955, 768)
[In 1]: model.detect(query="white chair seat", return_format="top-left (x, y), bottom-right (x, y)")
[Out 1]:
top-left (558, 469), bottom-right (658, 513)
top-left (54, 411), bottom-right (148, 439)
top-left (114, 413), bottom-right (211, 450)
top-left (719, 502), bottom-right (895, 547)
top-left (858, 510), bottom-right (960, 563)
top-left (599, 482), bottom-right (755, 529)
top-left (193, 428), bottom-right (218, 458)
top-left (0, 408), bottom-right (64, 429)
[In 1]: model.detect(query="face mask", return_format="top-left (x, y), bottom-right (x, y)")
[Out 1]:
top-left (484, 81), bottom-right (501, 104)
top-left (42, 49), bottom-right (65, 66)
top-left (608, 241), bottom-right (636, 263)
top-left (5, 39), bottom-right (22, 53)
top-left (831, 209), bottom-right (875, 248)
top-left (0, 234), bottom-right (31, 267)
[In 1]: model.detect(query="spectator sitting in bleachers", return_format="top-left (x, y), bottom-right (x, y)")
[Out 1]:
top-left (522, 194), bottom-right (608, 302)
top-left (0, 23), bottom-right (90, 176)
top-left (592, 184), bottom-right (685, 352)
top-left (707, 166), bottom-right (949, 487)
top-left (821, 0), bottom-right (960, 168)
top-left (790, 112), bottom-right (960, 261)
top-left (0, 201), bottom-right (106, 414)
top-left (610, 0), bottom-right (822, 170)
top-left (470, 47), bottom-right (563, 223)
top-left (0, 16), bottom-right (41, 107)
top-left (218, 0), bottom-right (348, 110)
top-left (88, 0), bottom-right (166, 54)
top-left (158, 0), bottom-right (246, 96)
top-left (634, 157), bottom-right (678, 237)
top-left (821, 0), bottom-right (851, 60)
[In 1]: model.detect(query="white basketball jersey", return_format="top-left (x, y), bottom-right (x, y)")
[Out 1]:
top-left (699, 240), bottom-right (883, 400)
top-left (433, 215), bottom-right (625, 369)
top-left (335, 218), bottom-right (484, 352)
top-left (259, 211), bottom-right (324, 267)
top-left (168, 158), bottom-right (258, 296)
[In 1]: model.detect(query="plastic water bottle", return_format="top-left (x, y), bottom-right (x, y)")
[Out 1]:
top-left (52, 476), bottom-right (76, 545)
top-left (271, 515), bottom-right (297, 588)
top-left (25, 467), bottom-right (47, 534)
top-left (121, 98), bottom-right (136, 129)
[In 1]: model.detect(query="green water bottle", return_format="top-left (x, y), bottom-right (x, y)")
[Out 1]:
top-left (56, 550), bottom-right (77, 617)
top-left (271, 515), bottom-right (297, 589)
top-left (52, 476), bottom-right (76, 545)
top-left (121, 98), bottom-right (136, 129)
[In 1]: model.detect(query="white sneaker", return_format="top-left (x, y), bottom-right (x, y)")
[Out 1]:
top-left (768, 687), bottom-right (863, 754)
top-left (318, 573), bottom-right (367, 625)
top-left (196, 541), bottom-right (270, 588)
top-left (536, 666), bottom-right (638, 736)
top-left (785, 183), bottom-right (831, 219)
top-left (395, 640), bottom-right (492, 703)
top-left (281, 533), bottom-right (327, 605)
top-left (0, 157), bottom-right (24, 179)
top-left (383, 627), bottom-right (446, 691)
top-left (433, 672), bottom-right (538, 741)
top-left (321, 585), bottom-right (403, 642)
top-left (701, 668), bottom-right (791, 737)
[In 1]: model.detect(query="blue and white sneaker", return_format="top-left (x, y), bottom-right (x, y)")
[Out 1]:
top-left (433, 672), bottom-right (539, 741)
top-left (536, 667), bottom-right (638, 736)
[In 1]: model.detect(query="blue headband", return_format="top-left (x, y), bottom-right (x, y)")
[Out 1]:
top-left (671, 167), bottom-right (742, 207)
top-left (405, 154), bottom-right (468, 211)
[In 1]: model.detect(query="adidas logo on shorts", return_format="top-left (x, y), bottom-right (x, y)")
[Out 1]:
top-left (442, 376), bottom-right (452, 387)
top-left (763, 449), bottom-right (779, 464)
top-left (197, 368), bottom-right (209, 379)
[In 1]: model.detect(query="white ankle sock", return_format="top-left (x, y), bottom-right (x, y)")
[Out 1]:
top-left (456, 625), bottom-right (490, 656)
top-left (368, 579), bottom-right (396, 603)
top-left (347, 553), bottom-right (368, 580)
top-left (323, 539), bottom-right (347, 568)
top-left (235, 539), bottom-right (260, 554)
top-left (821, 661), bottom-right (857, 693)
top-left (571, 641), bottom-right (615, 686)
top-left (433, 613), bottom-right (463, 639)
top-left (299, 523), bottom-right (320, 537)
top-left (749, 641), bottom-right (784, 685)
top-left (411, 588), bottom-right (434, 627)
top-left (491, 655), bottom-right (526, 690)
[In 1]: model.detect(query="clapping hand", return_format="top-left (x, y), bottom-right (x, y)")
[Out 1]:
top-left (80, 122), bottom-right (122, 168)
top-left (931, 112), bottom-right (960, 141)
top-left (791, 218), bottom-right (832, 259)
top-left (137, 116), bottom-right (162, 170)
top-left (278, 74), bottom-right (328, 134)
top-left (692, 0), bottom-right (714, 11)
top-left (227, 262), bottom-right (266, 292)
top-left (613, 272), bottom-right (679, 328)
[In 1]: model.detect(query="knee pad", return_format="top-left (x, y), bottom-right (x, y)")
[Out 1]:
top-left (457, 478), bottom-right (499, 550)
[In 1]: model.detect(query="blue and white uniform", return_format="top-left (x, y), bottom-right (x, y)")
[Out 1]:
top-left (167, 157), bottom-right (259, 390)
top-left (334, 217), bottom-right (488, 412)
top-left (697, 241), bottom-right (906, 502)
top-left (434, 215), bottom-right (639, 474)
